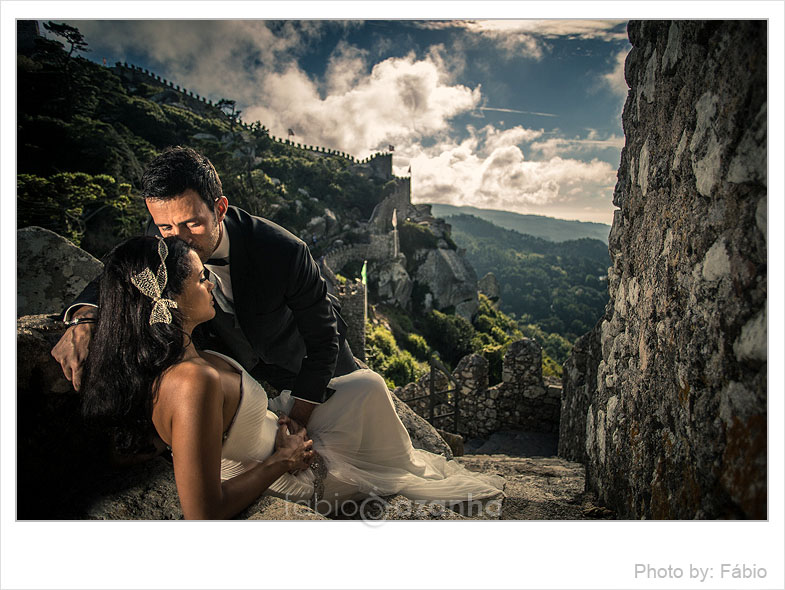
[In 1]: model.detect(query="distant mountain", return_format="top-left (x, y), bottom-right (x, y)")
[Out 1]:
top-left (427, 204), bottom-right (611, 244)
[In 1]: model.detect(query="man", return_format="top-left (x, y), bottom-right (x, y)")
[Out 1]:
top-left (52, 146), bottom-right (357, 427)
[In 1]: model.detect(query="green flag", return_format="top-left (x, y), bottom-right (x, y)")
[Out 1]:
top-left (361, 260), bottom-right (367, 285)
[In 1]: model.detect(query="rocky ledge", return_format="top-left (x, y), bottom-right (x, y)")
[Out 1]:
top-left (77, 448), bottom-right (609, 521)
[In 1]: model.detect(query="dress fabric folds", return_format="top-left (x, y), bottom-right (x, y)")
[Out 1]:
top-left (211, 351), bottom-right (505, 512)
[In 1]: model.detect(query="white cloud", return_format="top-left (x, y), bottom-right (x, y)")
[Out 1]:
top-left (530, 132), bottom-right (625, 159)
top-left (417, 19), bottom-right (628, 60)
top-left (324, 41), bottom-right (369, 95)
top-left (478, 125), bottom-right (545, 155)
top-left (246, 51), bottom-right (481, 157)
top-left (69, 21), bottom-right (481, 158)
top-left (424, 42), bottom-right (467, 81)
top-left (404, 126), bottom-right (618, 224)
top-left (419, 19), bottom-right (628, 41)
top-left (601, 47), bottom-right (630, 98)
top-left (69, 20), bottom-right (327, 107)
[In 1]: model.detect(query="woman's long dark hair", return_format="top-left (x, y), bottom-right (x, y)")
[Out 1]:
top-left (82, 236), bottom-right (195, 427)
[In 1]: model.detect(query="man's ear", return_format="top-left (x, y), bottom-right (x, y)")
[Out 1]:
top-left (214, 196), bottom-right (229, 222)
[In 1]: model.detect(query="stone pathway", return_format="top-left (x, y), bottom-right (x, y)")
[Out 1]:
top-left (456, 429), bottom-right (615, 520)
top-left (457, 454), bottom-right (613, 520)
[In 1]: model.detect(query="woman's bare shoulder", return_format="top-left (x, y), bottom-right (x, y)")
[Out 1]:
top-left (158, 358), bottom-right (223, 406)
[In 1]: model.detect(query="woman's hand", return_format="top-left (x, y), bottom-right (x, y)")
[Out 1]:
top-left (274, 417), bottom-right (315, 473)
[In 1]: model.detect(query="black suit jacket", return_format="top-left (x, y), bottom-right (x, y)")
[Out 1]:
top-left (198, 207), bottom-right (343, 402)
top-left (73, 206), bottom-right (345, 403)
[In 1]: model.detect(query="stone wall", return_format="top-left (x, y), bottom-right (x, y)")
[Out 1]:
top-left (367, 152), bottom-right (393, 179)
top-left (496, 340), bottom-right (561, 434)
top-left (394, 371), bottom-right (453, 432)
top-left (396, 339), bottom-right (561, 440)
top-left (368, 178), bottom-right (412, 233)
top-left (335, 280), bottom-right (366, 361)
top-left (322, 234), bottom-right (394, 277)
top-left (560, 21), bottom-right (767, 519)
top-left (558, 317), bottom-right (604, 464)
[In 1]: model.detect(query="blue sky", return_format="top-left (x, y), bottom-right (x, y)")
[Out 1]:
top-left (50, 19), bottom-right (631, 224)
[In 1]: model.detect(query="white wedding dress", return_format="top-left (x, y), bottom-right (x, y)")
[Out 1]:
top-left (209, 351), bottom-right (505, 514)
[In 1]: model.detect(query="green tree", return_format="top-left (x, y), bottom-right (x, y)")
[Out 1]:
top-left (422, 310), bottom-right (477, 368)
top-left (43, 21), bottom-right (89, 58)
top-left (41, 22), bottom-right (90, 120)
top-left (18, 172), bottom-right (132, 246)
top-left (365, 323), bottom-right (428, 389)
top-left (216, 98), bottom-right (241, 131)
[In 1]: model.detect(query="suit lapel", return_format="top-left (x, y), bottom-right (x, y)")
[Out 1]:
top-left (224, 209), bottom-right (253, 328)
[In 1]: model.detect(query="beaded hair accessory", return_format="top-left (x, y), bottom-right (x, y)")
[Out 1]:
top-left (130, 237), bottom-right (178, 325)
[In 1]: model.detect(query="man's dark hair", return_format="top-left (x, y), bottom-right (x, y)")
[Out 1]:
top-left (141, 146), bottom-right (223, 208)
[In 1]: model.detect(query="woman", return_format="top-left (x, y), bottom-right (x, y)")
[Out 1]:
top-left (82, 236), bottom-right (505, 519)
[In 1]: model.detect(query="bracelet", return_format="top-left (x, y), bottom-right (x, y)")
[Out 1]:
top-left (65, 317), bottom-right (97, 327)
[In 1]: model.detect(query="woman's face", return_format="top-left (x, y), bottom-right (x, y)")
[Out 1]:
top-left (175, 249), bottom-right (216, 327)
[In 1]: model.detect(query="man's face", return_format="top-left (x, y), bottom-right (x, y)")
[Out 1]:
top-left (146, 189), bottom-right (228, 262)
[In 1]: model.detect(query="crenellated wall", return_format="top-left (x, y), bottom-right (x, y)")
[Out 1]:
top-left (396, 339), bottom-right (561, 440)
top-left (334, 280), bottom-right (367, 361)
top-left (114, 63), bottom-right (400, 167)
top-left (559, 21), bottom-right (767, 519)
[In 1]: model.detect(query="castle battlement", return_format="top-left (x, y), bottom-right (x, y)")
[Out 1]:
top-left (114, 62), bottom-right (410, 171)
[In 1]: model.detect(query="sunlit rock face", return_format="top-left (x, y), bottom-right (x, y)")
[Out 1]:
top-left (414, 248), bottom-right (478, 316)
top-left (560, 20), bottom-right (766, 519)
top-left (478, 272), bottom-right (501, 303)
top-left (17, 226), bottom-right (103, 317)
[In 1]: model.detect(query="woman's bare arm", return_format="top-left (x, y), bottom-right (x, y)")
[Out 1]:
top-left (165, 363), bottom-right (312, 520)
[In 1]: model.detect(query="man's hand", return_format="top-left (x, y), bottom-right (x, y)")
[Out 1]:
top-left (287, 398), bottom-right (316, 430)
top-left (277, 414), bottom-right (306, 436)
top-left (51, 306), bottom-right (96, 391)
top-left (274, 416), bottom-right (315, 474)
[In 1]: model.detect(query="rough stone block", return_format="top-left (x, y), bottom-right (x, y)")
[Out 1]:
top-left (17, 227), bottom-right (103, 317)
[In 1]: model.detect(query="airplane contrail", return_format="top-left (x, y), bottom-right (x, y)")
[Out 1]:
top-left (478, 106), bottom-right (558, 117)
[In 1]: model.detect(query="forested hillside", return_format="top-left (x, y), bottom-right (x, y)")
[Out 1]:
top-left (17, 25), bottom-right (386, 258)
top-left (445, 214), bottom-right (610, 357)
